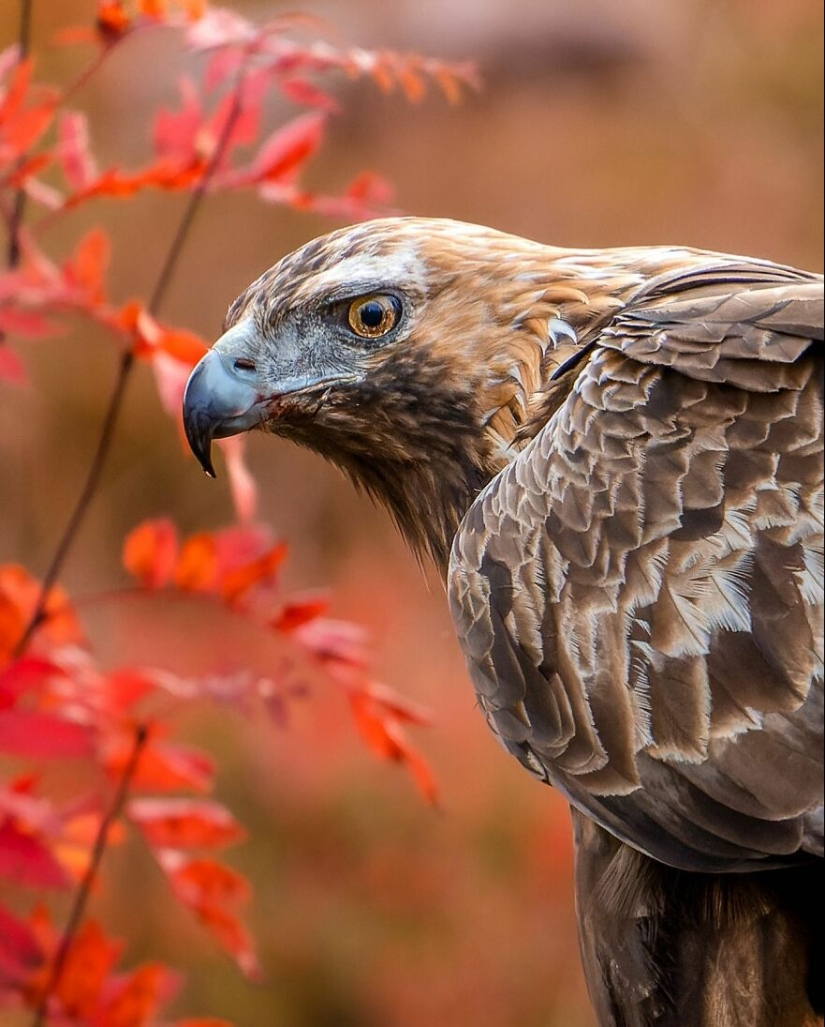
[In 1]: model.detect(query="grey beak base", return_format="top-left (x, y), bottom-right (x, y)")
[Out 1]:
top-left (182, 348), bottom-right (264, 478)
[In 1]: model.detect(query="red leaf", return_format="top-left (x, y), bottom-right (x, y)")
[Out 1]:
top-left (0, 344), bottom-right (27, 385)
top-left (0, 710), bottom-right (93, 759)
top-left (62, 228), bottom-right (110, 305)
top-left (98, 962), bottom-right (177, 1027)
top-left (0, 59), bottom-right (57, 157)
top-left (156, 327), bottom-right (208, 365)
top-left (0, 819), bottom-right (70, 888)
top-left (345, 169), bottom-right (394, 207)
top-left (105, 668), bottom-right (159, 710)
top-left (64, 159), bottom-right (206, 209)
top-left (123, 519), bottom-right (179, 588)
top-left (56, 920), bottom-right (122, 1017)
top-left (221, 112), bottom-right (326, 189)
top-left (159, 851), bottom-right (251, 905)
top-left (154, 76), bottom-right (202, 164)
top-left (0, 656), bottom-right (63, 709)
top-left (0, 901), bottom-right (44, 984)
top-left (348, 691), bottom-right (438, 805)
top-left (270, 594), bottom-right (330, 632)
top-left (219, 541), bottom-right (287, 605)
top-left (279, 77), bottom-right (339, 112)
top-left (0, 307), bottom-right (56, 338)
top-left (357, 680), bottom-right (432, 726)
top-left (205, 83), bottom-right (262, 163)
top-left (204, 49), bottom-right (243, 92)
top-left (111, 739), bottom-right (215, 793)
top-left (128, 798), bottom-right (247, 849)
top-left (194, 901), bottom-right (262, 979)
top-left (57, 110), bottom-right (98, 191)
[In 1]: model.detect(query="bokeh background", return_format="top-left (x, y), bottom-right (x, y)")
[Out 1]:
top-left (0, 1), bottom-right (822, 1024)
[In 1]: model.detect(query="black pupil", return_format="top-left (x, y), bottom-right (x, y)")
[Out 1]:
top-left (360, 301), bottom-right (386, 329)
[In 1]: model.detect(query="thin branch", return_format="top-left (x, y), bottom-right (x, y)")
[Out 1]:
top-left (18, 0), bottom-right (33, 58)
top-left (6, 0), bottom-right (35, 269)
top-left (12, 350), bottom-right (134, 656)
top-left (13, 66), bottom-right (250, 658)
top-left (31, 723), bottom-right (149, 1027)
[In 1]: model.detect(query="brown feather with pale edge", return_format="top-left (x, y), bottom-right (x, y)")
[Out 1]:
top-left (187, 218), bottom-right (824, 1026)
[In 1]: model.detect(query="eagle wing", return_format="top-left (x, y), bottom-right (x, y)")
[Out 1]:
top-left (448, 261), bottom-right (824, 873)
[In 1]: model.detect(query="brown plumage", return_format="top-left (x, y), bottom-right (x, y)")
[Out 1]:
top-left (183, 217), bottom-right (824, 1026)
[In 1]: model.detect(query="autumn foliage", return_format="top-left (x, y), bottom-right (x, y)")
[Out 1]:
top-left (0, 3), bottom-right (476, 1023)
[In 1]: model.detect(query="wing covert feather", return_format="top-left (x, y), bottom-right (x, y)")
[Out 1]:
top-left (448, 270), bottom-right (824, 872)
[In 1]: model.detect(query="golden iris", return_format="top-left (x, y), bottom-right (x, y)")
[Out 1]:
top-left (347, 294), bottom-right (401, 339)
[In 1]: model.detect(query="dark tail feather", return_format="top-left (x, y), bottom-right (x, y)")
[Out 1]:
top-left (572, 810), bottom-right (824, 1027)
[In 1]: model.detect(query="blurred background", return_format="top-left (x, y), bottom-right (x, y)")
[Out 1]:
top-left (0, 0), bottom-right (822, 1024)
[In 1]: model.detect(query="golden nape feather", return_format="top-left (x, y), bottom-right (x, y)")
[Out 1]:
top-left (183, 217), bottom-right (824, 1027)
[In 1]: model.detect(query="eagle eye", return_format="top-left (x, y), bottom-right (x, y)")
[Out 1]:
top-left (347, 294), bottom-right (402, 339)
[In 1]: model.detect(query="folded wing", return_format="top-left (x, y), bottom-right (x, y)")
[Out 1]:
top-left (449, 262), bottom-right (824, 872)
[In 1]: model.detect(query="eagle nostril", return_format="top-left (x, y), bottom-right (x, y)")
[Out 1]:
top-left (233, 358), bottom-right (256, 373)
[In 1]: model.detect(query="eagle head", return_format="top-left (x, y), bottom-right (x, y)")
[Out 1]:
top-left (183, 217), bottom-right (591, 565)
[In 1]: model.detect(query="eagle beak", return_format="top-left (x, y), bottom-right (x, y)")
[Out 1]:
top-left (183, 327), bottom-right (265, 478)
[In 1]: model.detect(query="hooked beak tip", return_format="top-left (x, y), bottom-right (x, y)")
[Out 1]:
top-left (182, 342), bottom-right (264, 479)
top-left (183, 403), bottom-right (219, 479)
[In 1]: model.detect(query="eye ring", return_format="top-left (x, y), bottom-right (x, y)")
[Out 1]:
top-left (347, 294), bottom-right (402, 340)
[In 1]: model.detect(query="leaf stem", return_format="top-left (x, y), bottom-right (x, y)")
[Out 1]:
top-left (13, 66), bottom-right (249, 658)
top-left (31, 723), bottom-right (149, 1027)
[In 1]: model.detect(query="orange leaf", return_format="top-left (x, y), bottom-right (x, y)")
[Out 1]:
top-left (138, 0), bottom-right (168, 20)
top-left (398, 63), bottom-right (426, 104)
top-left (157, 327), bottom-right (208, 365)
top-left (0, 564), bottom-right (83, 660)
top-left (122, 519), bottom-right (179, 588)
top-left (369, 54), bottom-right (396, 94)
top-left (128, 798), bottom-right (247, 849)
top-left (173, 532), bottom-right (219, 591)
top-left (96, 1), bottom-right (134, 41)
